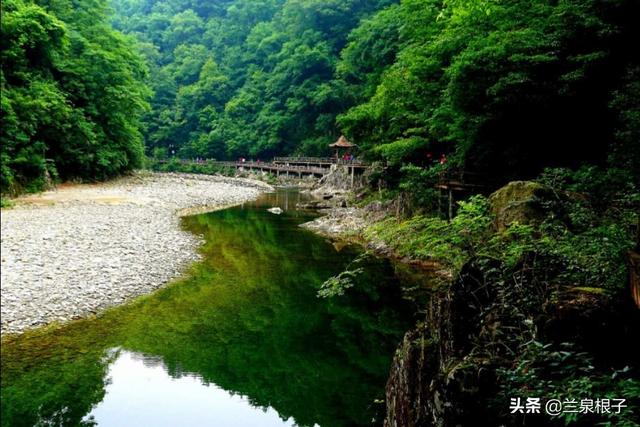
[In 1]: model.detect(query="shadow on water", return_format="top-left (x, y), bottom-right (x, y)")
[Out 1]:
top-left (1, 189), bottom-right (425, 427)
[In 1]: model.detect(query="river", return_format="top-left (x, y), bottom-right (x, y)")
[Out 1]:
top-left (1, 189), bottom-right (426, 427)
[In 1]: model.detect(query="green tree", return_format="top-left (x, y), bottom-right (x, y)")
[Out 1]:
top-left (1, 0), bottom-right (150, 194)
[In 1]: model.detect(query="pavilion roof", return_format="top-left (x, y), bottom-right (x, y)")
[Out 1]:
top-left (329, 135), bottom-right (356, 148)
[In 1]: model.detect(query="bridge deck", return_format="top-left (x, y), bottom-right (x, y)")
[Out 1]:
top-left (273, 156), bottom-right (369, 168)
top-left (229, 161), bottom-right (327, 175)
top-left (156, 159), bottom-right (366, 177)
top-left (435, 170), bottom-right (493, 192)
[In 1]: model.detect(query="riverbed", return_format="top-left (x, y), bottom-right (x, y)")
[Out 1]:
top-left (1, 189), bottom-right (426, 427)
top-left (0, 172), bottom-right (270, 335)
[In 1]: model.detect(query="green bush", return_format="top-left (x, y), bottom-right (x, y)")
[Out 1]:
top-left (497, 341), bottom-right (640, 427)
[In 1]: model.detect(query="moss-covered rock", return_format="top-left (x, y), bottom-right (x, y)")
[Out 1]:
top-left (488, 181), bottom-right (553, 231)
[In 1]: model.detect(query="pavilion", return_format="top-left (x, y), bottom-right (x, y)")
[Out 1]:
top-left (329, 135), bottom-right (356, 160)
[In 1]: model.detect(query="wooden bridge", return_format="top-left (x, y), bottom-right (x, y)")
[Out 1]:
top-left (433, 169), bottom-right (495, 219)
top-left (434, 169), bottom-right (493, 192)
top-left (221, 160), bottom-right (329, 177)
top-left (157, 159), bottom-right (490, 192)
top-left (273, 156), bottom-right (370, 169)
top-left (156, 158), bottom-right (497, 203)
top-left (157, 158), bottom-right (369, 179)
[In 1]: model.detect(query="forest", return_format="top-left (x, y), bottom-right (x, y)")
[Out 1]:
top-left (2, 0), bottom-right (639, 194)
top-left (1, 0), bottom-right (150, 194)
top-left (2, 1), bottom-right (639, 425)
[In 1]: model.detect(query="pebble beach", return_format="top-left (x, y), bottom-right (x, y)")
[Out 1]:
top-left (0, 172), bottom-right (271, 335)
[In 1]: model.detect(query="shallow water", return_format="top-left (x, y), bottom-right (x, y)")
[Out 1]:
top-left (1, 189), bottom-right (424, 427)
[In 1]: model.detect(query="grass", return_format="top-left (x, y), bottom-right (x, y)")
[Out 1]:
top-left (1, 197), bottom-right (15, 208)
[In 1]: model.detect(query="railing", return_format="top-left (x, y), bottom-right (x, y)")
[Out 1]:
top-left (435, 168), bottom-right (494, 190)
top-left (236, 161), bottom-right (327, 175)
top-left (156, 157), bottom-right (370, 170)
top-left (273, 156), bottom-right (370, 167)
top-left (437, 168), bottom-right (487, 182)
top-left (273, 156), bottom-right (335, 163)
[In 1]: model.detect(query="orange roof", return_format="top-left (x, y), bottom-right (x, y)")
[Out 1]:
top-left (329, 135), bottom-right (355, 148)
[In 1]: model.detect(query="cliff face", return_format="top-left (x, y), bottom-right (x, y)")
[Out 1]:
top-left (383, 181), bottom-right (640, 427)
top-left (384, 264), bottom-right (640, 427)
top-left (384, 265), bottom-right (498, 427)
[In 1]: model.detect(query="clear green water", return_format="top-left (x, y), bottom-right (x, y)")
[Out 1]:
top-left (1, 190), bottom-right (422, 427)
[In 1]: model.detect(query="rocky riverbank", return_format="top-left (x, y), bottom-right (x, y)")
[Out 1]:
top-left (0, 172), bottom-right (272, 335)
top-left (300, 207), bottom-right (369, 237)
top-left (300, 200), bottom-right (426, 264)
top-left (305, 181), bottom-right (640, 427)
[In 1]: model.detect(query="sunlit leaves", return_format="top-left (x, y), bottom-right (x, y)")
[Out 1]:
top-left (0, 0), bottom-right (150, 193)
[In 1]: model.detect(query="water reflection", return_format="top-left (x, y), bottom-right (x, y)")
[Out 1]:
top-left (1, 189), bottom-right (420, 427)
top-left (85, 350), bottom-right (295, 427)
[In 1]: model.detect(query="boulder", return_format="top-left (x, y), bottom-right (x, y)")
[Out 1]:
top-left (488, 181), bottom-right (553, 232)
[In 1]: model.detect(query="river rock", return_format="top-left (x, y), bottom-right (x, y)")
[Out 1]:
top-left (0, 172), bottom-right (271, 335)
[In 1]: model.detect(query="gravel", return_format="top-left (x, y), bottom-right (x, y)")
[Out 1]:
top-left (0, 172), bottom-right (271, 335)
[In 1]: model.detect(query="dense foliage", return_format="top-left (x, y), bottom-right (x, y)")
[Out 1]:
top-left (110, 0), bottom-right (395, 160)
top-left (2, 1), bottom-right (638, 423)
top-left (110, 0), bottom-right (639, 184)
top-left (4, 0), bottom-right (637, 191)
top-left (339, 0), bottom-right (640, 181)
top-left (364, 167), bottom-right (640, 425)
top-left (1, 0), bottom-right (150, 194)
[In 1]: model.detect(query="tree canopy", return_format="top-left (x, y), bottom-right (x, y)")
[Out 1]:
top-left (338, 0), bottom-right (640, 180)
top-left (111, 0), bottom-right (396, 161)
top-left (3, 0), bottom-right (638, 191)
top-left (1, 0), bottom-right (150, 194)
top-left (109, 0), bottom-right (638, 183)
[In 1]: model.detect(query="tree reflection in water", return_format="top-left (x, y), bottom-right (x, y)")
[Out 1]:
top-left (1, 191), bottom-right (420, 427)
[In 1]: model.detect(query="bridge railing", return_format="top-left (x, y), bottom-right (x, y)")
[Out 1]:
top-left (273, 156), bottom-right (334, 163)
top-left (437, 169), bottom-right (488, 183)
top-left (153, 158), bottom-right (369, 174)
top-left (273, 156), bottom-right (369, 166)
top-left (432, 168), bottom-right (499, 192)
top-left (237, 161), bottom-right (327, 174)
top-left (157, 157), bottom-right (369, 167)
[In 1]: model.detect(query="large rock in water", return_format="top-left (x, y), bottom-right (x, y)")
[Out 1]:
top-left (316, 164), bottom-right (363, 191)
top-left (488, 180), bottom-right (553, 231)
